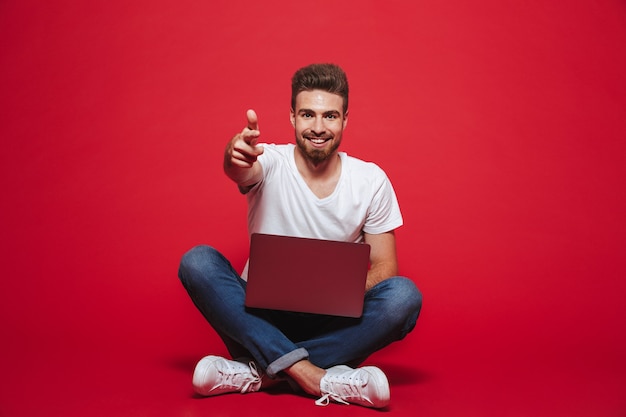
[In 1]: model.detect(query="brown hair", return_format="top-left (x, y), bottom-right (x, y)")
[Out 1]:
top-left (291, 63), bottom-right (349, 114)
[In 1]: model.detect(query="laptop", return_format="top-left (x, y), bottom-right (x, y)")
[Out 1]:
top-left (245, 233), bottom-right (371, 318)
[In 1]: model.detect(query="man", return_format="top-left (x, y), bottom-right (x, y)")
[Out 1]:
top-left (178, 63), bottom-right (422, 408)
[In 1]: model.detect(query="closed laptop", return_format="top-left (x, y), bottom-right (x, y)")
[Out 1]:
top-left (245, 233), bottom-right (371, 318)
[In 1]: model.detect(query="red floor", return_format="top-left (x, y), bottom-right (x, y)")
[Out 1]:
top-left (1, 0), bottom-right (625, 416)
top-left (2, 287), bottom-right (625, 417)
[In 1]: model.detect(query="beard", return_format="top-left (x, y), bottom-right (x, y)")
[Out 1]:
top-left (295, 133), bottom-right (340, 166)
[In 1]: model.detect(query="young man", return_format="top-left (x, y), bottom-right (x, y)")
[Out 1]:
top-left (178, 63), bottom-right (422, 408)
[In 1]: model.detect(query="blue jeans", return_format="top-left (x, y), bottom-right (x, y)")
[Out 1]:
top-left (178, 245), bottom-right (422, 378)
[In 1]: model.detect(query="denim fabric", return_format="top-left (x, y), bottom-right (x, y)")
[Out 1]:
top-left (178, 245), bottom-right (422, 378)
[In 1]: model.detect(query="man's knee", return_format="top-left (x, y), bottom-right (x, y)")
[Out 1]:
top-left (389, 277), bottom-right (422, 314)
top-left (375, 277), bottom-right (422, 337)
top-left (178, 245), bottom-right (220, 283)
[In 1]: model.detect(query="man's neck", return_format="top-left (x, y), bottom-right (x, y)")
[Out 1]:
top-left (294, 147), bottom-right (342, 198)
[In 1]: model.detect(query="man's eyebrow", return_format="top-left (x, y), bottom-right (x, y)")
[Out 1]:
top-left (297, 108), bottom-right (341, 116)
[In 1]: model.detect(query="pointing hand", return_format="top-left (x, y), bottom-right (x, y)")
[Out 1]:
top-left (226, 109), bottom-right (264, 169)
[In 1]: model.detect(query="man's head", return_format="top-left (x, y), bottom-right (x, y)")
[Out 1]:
top-left (291, 63), bottom-right (349, 115)
top-left (290, 64), bottom-right (349, 166)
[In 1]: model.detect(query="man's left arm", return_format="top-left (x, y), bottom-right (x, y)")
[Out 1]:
top-left (364, 230), bottom-right (398, 291)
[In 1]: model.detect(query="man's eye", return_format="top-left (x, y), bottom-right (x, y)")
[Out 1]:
top-left (326, 114), bottom-right (337, 119)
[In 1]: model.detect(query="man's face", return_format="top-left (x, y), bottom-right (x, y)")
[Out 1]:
top-left (290, 89), bottom-right (348, 165)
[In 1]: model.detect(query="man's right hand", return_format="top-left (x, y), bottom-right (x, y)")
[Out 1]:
top-left (223, 109), bottom-right (265, 189)
top-left (226, 109), bottom-right (264, 169)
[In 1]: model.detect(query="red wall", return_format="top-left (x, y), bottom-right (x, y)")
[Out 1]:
top-left (1, 1), bottom-right (625, 416)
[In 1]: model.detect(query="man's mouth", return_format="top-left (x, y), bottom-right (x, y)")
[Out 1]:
top-left (305, 136), bottom-right (332, 145)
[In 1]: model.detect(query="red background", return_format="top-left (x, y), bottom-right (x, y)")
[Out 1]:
top-left (1, 1), bottom-right (625, 416)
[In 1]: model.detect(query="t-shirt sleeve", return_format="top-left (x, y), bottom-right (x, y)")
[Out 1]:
top-left (362, 171), bottom-right (404, 234)
top-left (247, 143), bottom-right (277, 193)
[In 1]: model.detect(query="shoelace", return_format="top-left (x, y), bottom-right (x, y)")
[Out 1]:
top-left (315, 393), bottom-right (349, 406)
top-left (241, 362), bottom-right (262, 393)
top-left (218, 361), bottom-right (262, 393)
top-left (315, 368), bottom-right (368, 406)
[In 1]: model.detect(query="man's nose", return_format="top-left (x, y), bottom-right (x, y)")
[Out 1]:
top-left (311, 116), bottom-right (325, 134)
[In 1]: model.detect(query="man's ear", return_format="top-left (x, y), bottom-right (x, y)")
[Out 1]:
top-left (343, 110), bottom-right (349, 129)
top-left (290, 108), bottom-right (295, 127)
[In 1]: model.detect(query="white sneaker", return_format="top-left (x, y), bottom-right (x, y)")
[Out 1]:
top-left (192, 355), bottom-right (262, 396)
top-left (316, 365), bottom-right (390, 408)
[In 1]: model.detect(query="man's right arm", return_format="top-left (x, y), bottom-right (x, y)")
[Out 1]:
top-left (223, 109), bottom-right (264, 192)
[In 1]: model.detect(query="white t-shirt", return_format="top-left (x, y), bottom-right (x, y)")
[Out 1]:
top-left (241, 143), bottom-right (403, 279)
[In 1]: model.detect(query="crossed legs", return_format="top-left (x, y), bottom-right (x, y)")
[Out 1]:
top-left (178, 245), bottom-right (422, 405)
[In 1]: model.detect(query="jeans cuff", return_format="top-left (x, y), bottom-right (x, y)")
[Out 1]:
top-left (265, 347), bottom-right (309, 378)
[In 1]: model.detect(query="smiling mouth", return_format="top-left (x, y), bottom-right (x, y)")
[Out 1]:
top-left (305, 136), bottom-right (332, 145)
